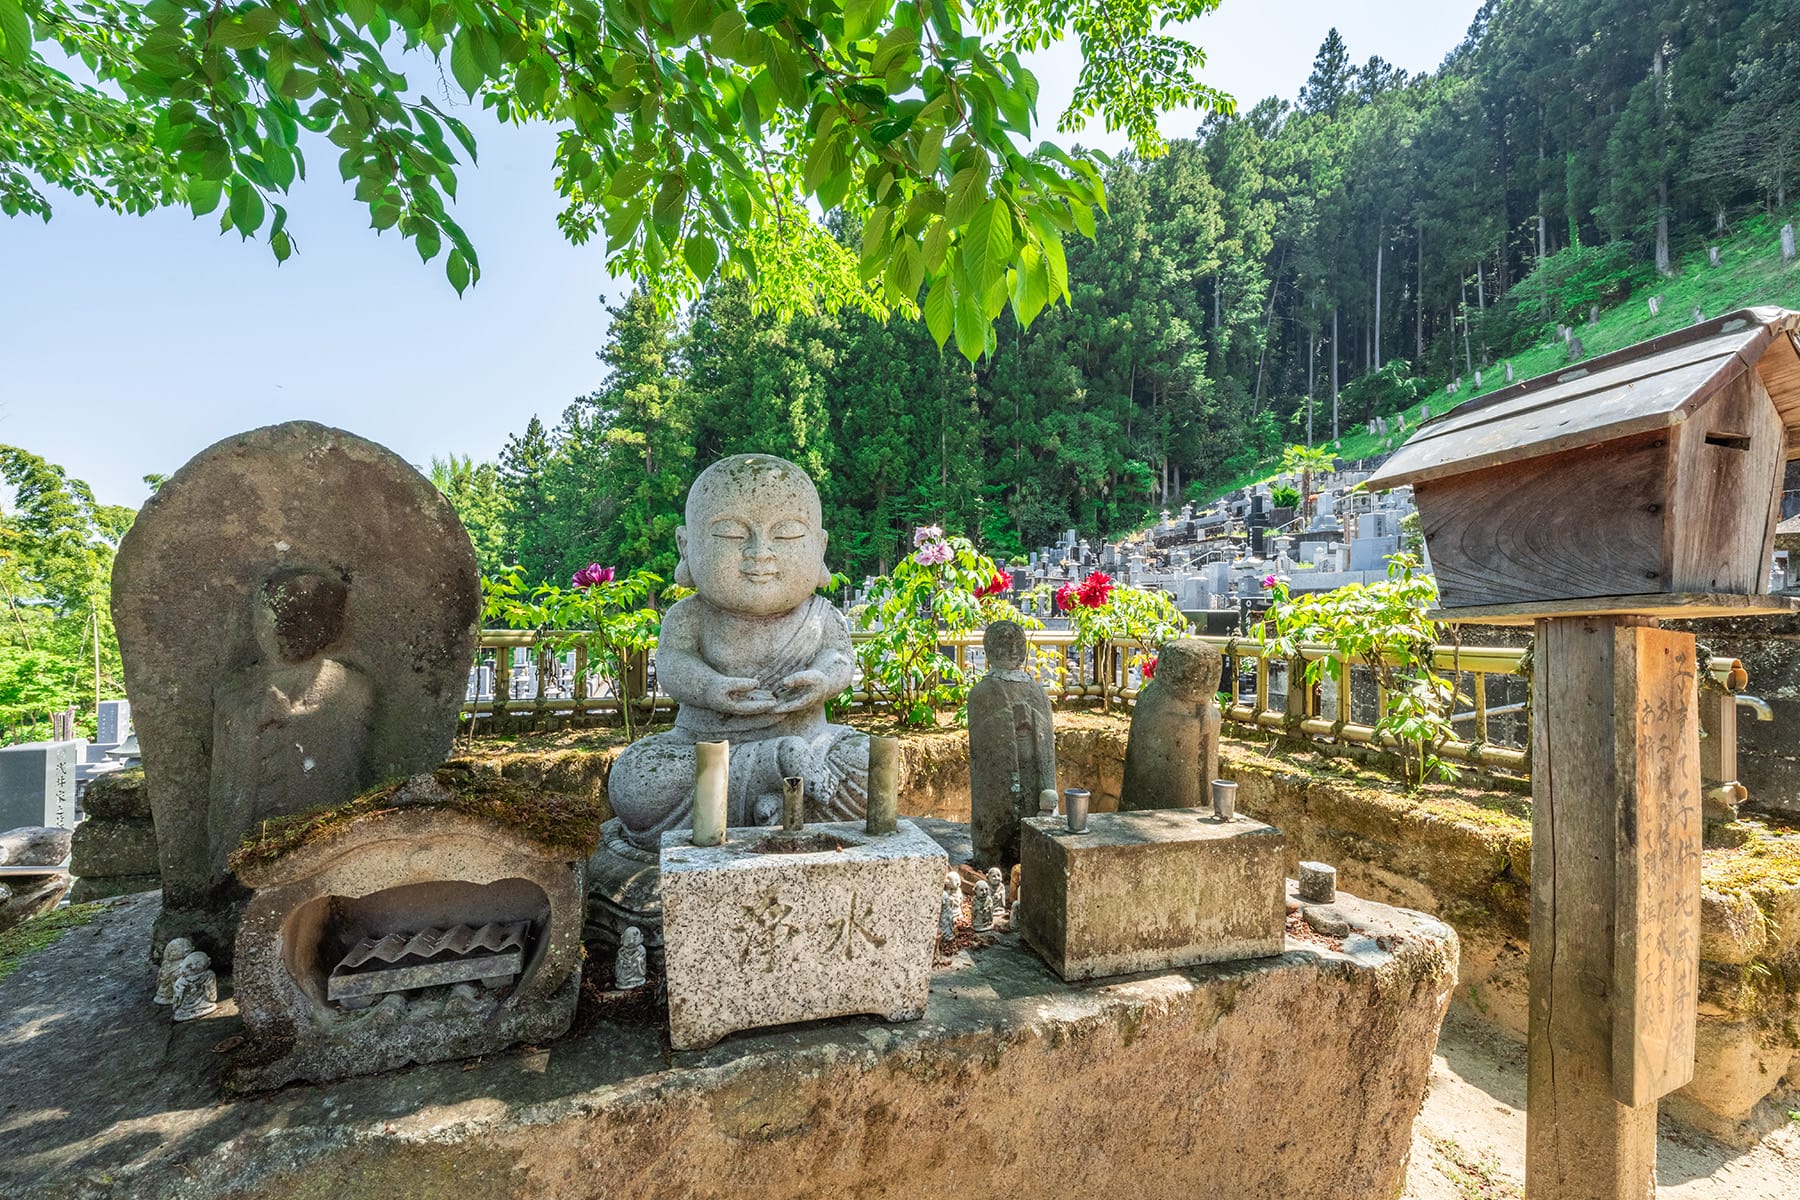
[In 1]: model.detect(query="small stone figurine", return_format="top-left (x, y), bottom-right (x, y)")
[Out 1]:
top-left (170, 951), bottom-right (218, 1021)
top-left (154, 937), bottom-right (195, 1005)
top-left (939, 872), bottom-right (961, 945)
top-left (971, 880), bottom-right (995, 932)
top-left (615, 926), bottom-right (648, 990)
top-left (985, 866), bottom-right (1008, 912)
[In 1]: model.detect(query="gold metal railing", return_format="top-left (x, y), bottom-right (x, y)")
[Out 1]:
top-left (463, 628), bottom-right (1746, 780)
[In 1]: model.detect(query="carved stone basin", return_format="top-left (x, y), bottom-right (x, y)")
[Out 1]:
top-left (228, 770), bottom-right (599, 1090)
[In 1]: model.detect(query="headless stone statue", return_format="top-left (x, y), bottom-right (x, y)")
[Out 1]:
top-left (967, 621), bottom-right (1056, 870)
top-left (1119, 639), bottom-right (1223, 811)
top-left (606, 455), bottom-right (869, 848)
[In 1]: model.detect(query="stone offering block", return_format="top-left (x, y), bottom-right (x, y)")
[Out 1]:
top-left (660, 819), bottom-right (946, 1050)
top-left (1018, 810), bottom-right (1286, 981)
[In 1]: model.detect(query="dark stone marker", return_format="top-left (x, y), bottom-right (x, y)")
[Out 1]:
top-left (968, 621), bottom-right (1056, 870)
top-left (1119, 639), bottom-right (1223, 812)
top-left (112, 421), bottom-right (481, 964)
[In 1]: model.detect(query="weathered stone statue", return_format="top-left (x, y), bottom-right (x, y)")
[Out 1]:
top-left (1119, 639), bottom-right (1223, 811)
top-left (971, 880), bottom-right (995, 932)
top-left (112, 421), bottom-right (480, 964)
top-left (985, 866), bottom-right (1008, 912)
top-left (153, 936), bottom-right (193, 1005)
top-left (590, 454), bottom-right (869, 947)
top-left (615, 926), bottom-right (648, 990)
top-left (170, 951), bottom-right (217, 1021)
top-left (968, 621), bottom-right (1056, 871)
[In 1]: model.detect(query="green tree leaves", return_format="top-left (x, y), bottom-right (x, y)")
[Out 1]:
top-left (3, 0), bottom-right (1227, 343)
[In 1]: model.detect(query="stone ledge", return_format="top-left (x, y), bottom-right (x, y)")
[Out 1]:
top-left (0, 888), bottom-right (1455, 1200)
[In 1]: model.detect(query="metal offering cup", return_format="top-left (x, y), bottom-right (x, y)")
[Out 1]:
top-left (1211, 779), bottom-right (1238, 821)
top-left (1064, 787), bottom-right (1091, 834)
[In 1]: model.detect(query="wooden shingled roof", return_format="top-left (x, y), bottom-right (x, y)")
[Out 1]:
top-left (1368, 307), bottom-right (1800, 489)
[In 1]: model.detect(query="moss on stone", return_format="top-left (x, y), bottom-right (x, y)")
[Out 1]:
top-left (228, 760), bottom-right (605, 873)
top-left (0, 902), bottom-right (107, 984)
top-left (1703, 821), bottom-right (1800, 901)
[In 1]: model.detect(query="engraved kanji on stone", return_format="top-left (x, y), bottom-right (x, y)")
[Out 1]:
top-left (821, 892), bottom-right (887, 961)
top-left (733, 892), bottom-right (800, 973)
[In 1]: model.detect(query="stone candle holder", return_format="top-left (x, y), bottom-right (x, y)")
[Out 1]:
top-left (659, 819), bottom-right (946, 1051)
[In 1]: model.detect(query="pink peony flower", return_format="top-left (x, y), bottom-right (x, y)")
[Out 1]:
top-left (1261, 574), bottom-right (1279, 590)
top-left (914, 539), bottom-right (952, 566)
top-left (912, 524), bottom-right (945, 548)
top-left (572, 563), bottom-right (616, 588)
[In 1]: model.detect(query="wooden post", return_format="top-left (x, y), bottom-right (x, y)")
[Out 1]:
top-left (1527, 616), bottom-right (1702, 1199)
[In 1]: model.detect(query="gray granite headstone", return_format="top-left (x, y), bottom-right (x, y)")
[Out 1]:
top-left (0, 741), bottom-right (78, 831)
top-left (95, 700), bottom-right (130, 747)
top-left (111, 421), bottom-right (482, 963)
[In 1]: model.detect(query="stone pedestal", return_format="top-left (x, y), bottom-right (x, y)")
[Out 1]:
top-left (660, 819), bottom-right (945, 1050)
top-left (1018, 810), bottom-right (1286, 981)
top-left (0, 888), bottom-right (1458, 1200)
top-left (0, 740), bottom-right (78, 831)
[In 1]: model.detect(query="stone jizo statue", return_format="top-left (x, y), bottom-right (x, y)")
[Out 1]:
top-left (971, 880), bottom-right (995, 931)
top-left (606, 455), bottom-right (869, 847)
top-left (615, 926), bottom-right (648, 990)
top-left (154, 937), bottom-right (194, 1005)
top-left (968, 620), bottom-right (1056, 872)
top-left (1120, 639), bottom-right (1223, 812)
top-left (171, 951), bottom-right (218, 1022)
top-left (985, 866), bottom-right (1008, 912)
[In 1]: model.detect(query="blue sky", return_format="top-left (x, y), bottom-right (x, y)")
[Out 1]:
top-left (1, 1), bottom-right (1482, 508)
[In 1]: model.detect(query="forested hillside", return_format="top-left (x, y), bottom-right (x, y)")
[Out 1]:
top-left (454, 0), bottom-right (1800, 584)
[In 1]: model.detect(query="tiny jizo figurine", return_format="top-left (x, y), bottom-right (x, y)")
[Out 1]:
top-left (1119, 639), bottom-right (1223, 812)
top-left (170, 951), bottom-right (218, 1021)
top-left (939, 874), bottom-right (961, 945)
top-left (971, 881), bottom-right (995, 932)
top-left (615, 926), bottom-right (648, 990)
top-left (986, 866), bottom-right (1008, 912)
top-left (968, 620), bottom-right (1057, 872)
top-left (154, 937), bottom-right (195, 1005)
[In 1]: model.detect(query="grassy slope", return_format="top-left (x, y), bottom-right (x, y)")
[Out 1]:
top-left (1206, 208), bottom-right (1800, 500)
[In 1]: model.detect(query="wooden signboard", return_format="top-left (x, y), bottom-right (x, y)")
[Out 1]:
top-left (1612, 625), bottom-right (1702, 1106)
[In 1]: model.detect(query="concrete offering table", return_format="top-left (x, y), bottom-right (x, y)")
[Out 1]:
top-left (0, 887), bottom-right (1457, 1200)
top-left (660, 818), bottom-right (945, 1050)
top-left (1017, 809), bottom-right (1287, 981)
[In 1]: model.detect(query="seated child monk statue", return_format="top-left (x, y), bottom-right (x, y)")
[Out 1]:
top-left (606, 454), bottom-right (869, 850)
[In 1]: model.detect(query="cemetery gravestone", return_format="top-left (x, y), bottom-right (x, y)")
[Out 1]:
top-left (112, 421), bottom-right (482, 963)
top-left (0, 741), bottom-right (78, 831)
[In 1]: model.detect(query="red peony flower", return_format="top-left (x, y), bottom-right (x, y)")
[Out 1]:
top-left (1054, 582), bottom-right (1077, 612)
top-left (1142, 656), bottom-right (1157, 681)
top-left (975, 569), bottom-right (1012, 598)
top-left (1075, 570), bottom-right (1114, 609)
